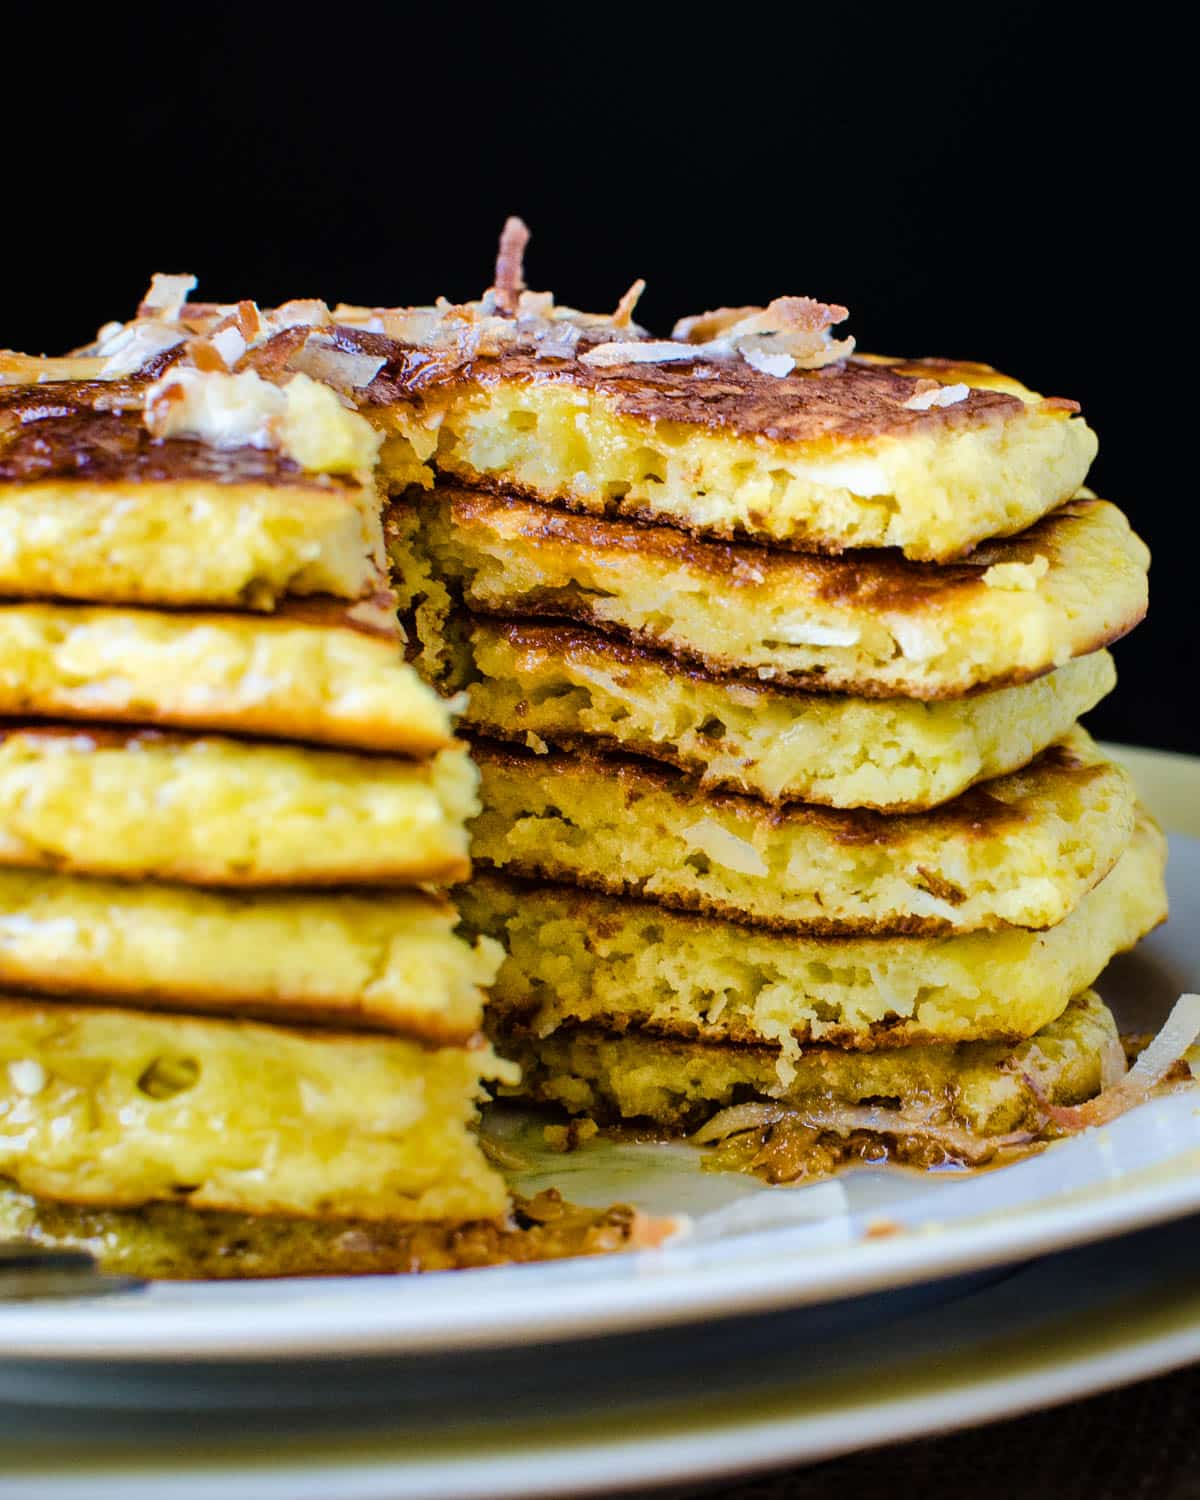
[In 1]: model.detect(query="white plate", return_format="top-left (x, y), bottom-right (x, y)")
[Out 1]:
top-left (0, 744), bottom-right (1198, 1499)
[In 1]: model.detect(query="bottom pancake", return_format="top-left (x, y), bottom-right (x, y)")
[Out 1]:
top-left (0, 998), bottom-right (513, 1222)
top-left (492, 990), bottom-right (1124, 1177)
top-left (462, 811), bottom-right (1166, 1052)
top-left (0, 1184), bottom-right (658, 1280)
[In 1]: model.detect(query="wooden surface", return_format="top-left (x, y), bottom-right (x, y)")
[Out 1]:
top-left (617, 1363), bottom-right (1200, 1498)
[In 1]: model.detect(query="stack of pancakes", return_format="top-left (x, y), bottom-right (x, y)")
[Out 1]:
top-left (0, 304), bottom-right (527, 1275)
top-left (357, 245), bottom-right (1165, 1175)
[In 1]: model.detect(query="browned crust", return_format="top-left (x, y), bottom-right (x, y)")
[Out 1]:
top-left (0, 697), bottom-right (452, 760)
top-left (446, 488), bottom-right (1095, 606)
top-left (0, 839), bottom-right (471, 889)
top-left (0, 395), bottom-right (349, 490)
top-left (0, 976), bottom-right (477, 1047)
top-left (474, 858), bottom-right (1075, 937)
top-left (0, 718), bottom-right (451, 758)
top-left (0, 696), bottom-right (451, 759)
top-left (470, 735), bottom-right (1103, 839)
top-left (0, 993), bottom-right (484, 1054)
top-left (463, 616), bottom-right (1084, 709)
top-left (488, 1000), bottom-right (1030, 1055)
top-left (463, 601), bottom-right (1139, 702)
top-left (340, 325), bottom-right (1053, 445)
top-left (464, 724), bottom-right (965, 815)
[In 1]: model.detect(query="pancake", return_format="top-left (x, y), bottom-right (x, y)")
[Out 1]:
top-left (464, 811), bottom-right (1166, 1052)
top-left (0, 398), bottom-right (385, 608)
top-left (0, 726), bottom-right (476, 887)
top-left (0, 597), bottom-right (453, 754)
top-left (349, 328), bottom-right (1097, 561)
top-left (491, 991), bottom-right (1120, 1172)
top-left (469, 729), bottom-right (1135, 935)
top-left (403, 490), bottom-right (1147, 699)
top-left (0, 997), bottom-right (513, 1220)
top-left (459, 620), bottom-right (1117, 810)
top-left (0, 1184), bottom-right (656, 1279)
top-left (0, 870), bottom-right (498, 1042)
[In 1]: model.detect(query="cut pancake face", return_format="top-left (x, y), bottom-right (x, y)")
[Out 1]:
top-left (465, 812), bottom-right (1166, 1052)
top-left (469, 729), bottom-right (1136, 935)
top-left (0, 598), bottom-right (454, 755)
top-left (0, 396), bottom-right (385, 608)
top-left (0, 998), bottom-right (513, 1221)
top-left (0, 870), bottom-right (498, 1042)
top-left (0, 726), bottom-right (477, 887)
top-left (461, 620), bottom-right (1117, 810)
top-left (407, 491), bottom-right (1148, 699)
top-left (493, 991), bottom-right (1121, 1164)
top-left (355, 335), bottom-right (1097, 560)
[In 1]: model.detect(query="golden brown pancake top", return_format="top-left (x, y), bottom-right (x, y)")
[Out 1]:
top-left (336, 325), bottom-right (1059, 442)
top-left (0, 382), bottom-right (339, 490)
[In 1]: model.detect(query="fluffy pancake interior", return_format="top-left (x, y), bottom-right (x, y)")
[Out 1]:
top-left (469, 728), bottom-right (1136, 935)
top-left (0, 868), bottom-right (499, 1042)
top-left (492, 990), bottom-right (1121, 1145)
top-left (0, 999), bottom-right (513, 1221)
top-left (398, 490), bottom-right (1147, 699)
top-left (465, 811), bottom-right (1165, 1053)
top-left (0, 727), bottom-right (477, 886)
top-left (459, 620), bottom-right (1117, 810)
top-left (0, 477), bottom-right (385, 609)
top-left (0, 600), bottom-right (454, 754)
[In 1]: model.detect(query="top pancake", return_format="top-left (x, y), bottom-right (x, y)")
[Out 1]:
top-left (0, 380), bottom-right (385, 609)
top-left (345, 325), bottom-right (1097, 560)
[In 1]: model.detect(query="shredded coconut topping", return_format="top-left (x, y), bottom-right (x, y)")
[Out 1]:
top-left (137, 272), bottom-right (198, 322)
top-left (611, 278), bottom-right (646, 329)
top-left (488, 216), bottom-right (531, 317)
top-left (288, 335), bottom-right (387, 391)
top-left (581, 340), bottom-right (701, 368)
top-left (668, 296), bottom-right (855, 376)
top-left (903, 379), bottom-right (970, 410)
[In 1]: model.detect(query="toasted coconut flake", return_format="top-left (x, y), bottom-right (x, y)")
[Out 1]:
top-left (612, 278), bottom-right (646, 329)
top-left (673, 306), bottom-right (763, 343)
top-left (209, 325), bottom-right (247, 370)
top-left (0, 351), bottom-right (108, 385)
top-left (903, 379), bottom-right (970, 411)
top-left (742, 346), bottom-right (795, 378)
top-left (184, 336), bottom-right (230, 374)
top-left (489, 216), bottom-right (531, 316)
top-left (581, 339), bottom-right (701, 368)
top-left (143, 366), bottom-right (283, 450)
top-left (288, 335), bottom-right (387, 390)
top-left (137, 272), bottom-right (198, 322)
top-left (97, 320), bottom-right (188, 378)
top-left (236, 326), bottom-right (312, 378)
top-left (1026, 993), bottom-right (1200, 1132)
top-left (264, 299), bottom-right (332, 335)
top-left (672, 296), bottom-right (854, 374)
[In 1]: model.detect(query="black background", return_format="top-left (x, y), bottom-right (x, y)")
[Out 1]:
top-left (8, 6), bottom-right (1196, 754)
